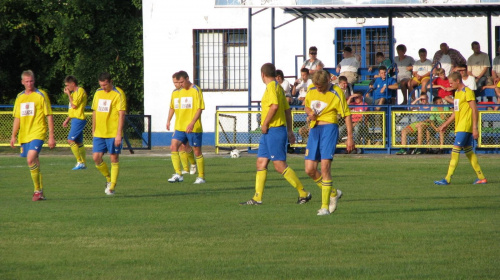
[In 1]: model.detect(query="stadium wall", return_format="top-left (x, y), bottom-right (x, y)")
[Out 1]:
top-left (143, 0), bottom-right (500, 146)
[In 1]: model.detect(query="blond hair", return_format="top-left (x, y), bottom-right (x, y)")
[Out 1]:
top-left (312, 70), bottom-right (330, 89)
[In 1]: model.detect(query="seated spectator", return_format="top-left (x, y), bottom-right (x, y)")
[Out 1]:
top-left (368, 51), bottom-right (392, 78)
top-left (396, 94), bottom-right (431, 155)
top-left (302, 46), bottom-right (324, 77)
top-left (336, 75), bottom-right (351, 99)
top-left (336, 46), bottom-right (361, 85)
top-left (339, 92), bottom-right (368, 153)
top-left (427, 96), bottom-right (451, 153)
top-left (467, 41), bottom-right (490, 89)
top-left (395, 44), bottom-right (415, 105)
top-left (457, 64), bottom-right (477, 91)
top-left (429, 68), bottom-right (454, 104)
top-left (276, 69), bottom-right (291, 97)
top-left (491, 46), bottom-right (500, 85)
top-left (408, 48), bottom-right (432, 97)
top-left (366, 66), bottom-right (398, 110)
top-left (291, 68), bottom-right (312, 106)
top-left (481, 82), bottom-right (500, 111)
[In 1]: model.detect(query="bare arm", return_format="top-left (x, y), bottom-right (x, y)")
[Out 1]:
top-left (10, 118), bottom-right (20, 148)
top-left (262, 104), bottom-right (278, 134)
top-left (344, 115), bottom-right (355, 152)
top-left (115, 110), bottom-right (125, 147)
top-left (92, 111), bottom-right (96, 136)
top-left (186, 109), bottom-right (203, 134)
top-left (166, 108), bottom-right (175, 131)
top-left (285, 108), bottom-right (296, 144)
top-left (47, 115), bottom-right (56, 149)
top-left (439, 112), bottom-right (455, 133)
top-left (469, 100), bottom-right (479, 139)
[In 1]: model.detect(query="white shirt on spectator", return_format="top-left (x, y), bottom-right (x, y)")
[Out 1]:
top-left (414, 59), bottom-right (433, 76)
top-left (338, 57), bottom-right (360, 73)
top-left (297, 79), bottom-right (313, 98)
top-left (463, 75), bottom-right (477, 90)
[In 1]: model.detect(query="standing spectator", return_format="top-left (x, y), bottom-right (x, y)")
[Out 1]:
top-left (302, 46), bottom-right (324, 76)
top-left (304, 70), bottom-right (354, 215)
top-left (434, 72), bottom-right (487, 185)
top-left (166, 72), bottom-right (197, 179)
top-left (336, 46), bottom-right (361, 85)
top-left (467, 41), bottom-right (490, 89)
top-left (395, 44), bottom-right (415, 105)
top-left (10, 70), bottom-right (56, 201)
top-left (62, 75), bottom-right (88, 170)
top-left (240, 63), bottom-right (311, 206)
top-left (408, 48), bottom-right (432, 97)
top-left (91, 72), bottom-right (127, 195)
top-left (430, 68), bottom-right (454, 104)
top-left (168, 71), bottom-right (206, 184)
top-left (291, 68), bottom-right (312, 106)
top-left (432, 43), bottom-right (466, 76)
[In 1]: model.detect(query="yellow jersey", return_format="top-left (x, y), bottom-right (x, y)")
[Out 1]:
top-left (305, 84), bottom-right (350, 124)
top-left (91, 86), bottom-right (127, 138)
top-left (261, 81), bottom-right (290, 128)
top-left (453, 86), bottom-right (475, 133)
top-left (68, 87), bottom-right (87, 120)
top-left (176, 84), bottom-right (205, 133)
top-left (13, 89), bottom-right (53, 144)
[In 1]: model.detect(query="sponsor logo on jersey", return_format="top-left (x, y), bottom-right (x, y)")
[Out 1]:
top-left (20, 102), bottom-right (35, 117)
top-left (98, 99), bottom-right (111, 112)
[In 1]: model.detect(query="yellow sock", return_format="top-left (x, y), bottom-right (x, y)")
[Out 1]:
top-left (330, 187), bottom-right (338, 198)
top-left (96, 161), bottom-right (111, 182)
top-left (464, 146), bottom-right (485, 180)
top-left (282, 166), bottom-right (308, 197)
top-left (171, 152), bottom-right (182, 175)
top-left (314, 176), bottom-right (322, 189)
top-left (252, 169), bottom-right (267, 202)
top-left (69, 142), bottom-right (81, 162)
top-left (180, 151), bottom-right (189, 172)
top-left (321, 180), bottom-right (333, 209)
top-left (29, 163), bottom-right (41, 192)
top-left (110, 162), bottom-right (119, 190)
top-left (196, 155), bottom-right (205, 178)
top-left (78, 144), bottom-right (86, 164)
top-left (445, 148), bottom-right (461, 183)
top-left (187, 150), bottom-right (196, 165)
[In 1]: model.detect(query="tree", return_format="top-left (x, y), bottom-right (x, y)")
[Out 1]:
top-left (0, 0), bottom-right (144, 113)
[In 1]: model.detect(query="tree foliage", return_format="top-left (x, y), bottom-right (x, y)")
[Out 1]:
top-left (0, 0), bottom-right (144, 113)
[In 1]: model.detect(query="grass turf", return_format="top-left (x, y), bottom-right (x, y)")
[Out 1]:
top-left (0, 152), bottom-right (499, 279)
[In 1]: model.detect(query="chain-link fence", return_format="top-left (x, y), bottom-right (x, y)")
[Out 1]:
top-left (0, 110), bottom-right (151, 151)
top-left (215, 105), bottom-right (500, 152)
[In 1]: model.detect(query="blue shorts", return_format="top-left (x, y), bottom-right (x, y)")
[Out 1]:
top-left (20, 139), bottom-right (44, 157)
top-left (92, 137), bottom-right (122, 154)
top-left (305, 124), bottom-right (339, 161)
top-left (454, 132), bottom-right (473, 147)
top-left (172, 130), bottom-right (203, 147)
top-left (257, 126), bottom-right (287, 161)
top-left (68, 118), bottom-right (87, 143)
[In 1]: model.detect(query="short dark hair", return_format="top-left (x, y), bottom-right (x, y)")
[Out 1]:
top-left (261, 63), bottom-right (276, 77)
top-left (338, 76), bottom-right (348, 83)
top-left (343, 46), bottom-right (352, 53)
top-left (396, 44), bottom-right (406, 52)
top-left (64, 75), bottom-right (78, 85)
top-left (375, 52), bottom-right (385, 57)
top-left (276, 69), bottom-right (284, 79)
top-left (171, 72), bottom-right (178, 79)
top-left (471, 41), bottom-right (480, 48)
top-left (300, 68), bottom-right (309, 74)
top-left (378, 65), bottom-right (387, 72)
top-left (98, 72), bottom-right (112, 82)
top-left (309, 46), bottom-right (317, 53)
top-left (433, 96), bottom-right (442, 103)
top-left (176, 71), bottom-right (189, 79)
top-left (418, 48), bottom-right (427, 54)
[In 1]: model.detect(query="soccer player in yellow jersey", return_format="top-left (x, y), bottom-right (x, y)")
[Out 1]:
top-left (10, 70), bottom-right (56, 201)
top-left (91, 72), bottom-right (127, 195)
top-left (62, 75), bottom-right (88, 170)
top-left (240, 63), bottom-right (311, 205)
top-left (304, 70), bottom-right (355, 215)
top-left (434, 72), bottom-right (487, 185)
top-left (166, 72), bottom-right (197, 180)
top-left (168, 71), bottom-right (206, 184)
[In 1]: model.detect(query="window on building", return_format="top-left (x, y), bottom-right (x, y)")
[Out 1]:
top-left (335, 26), bottom-right (391, 69)
top-left (194, 29), bottom-right (248, 91)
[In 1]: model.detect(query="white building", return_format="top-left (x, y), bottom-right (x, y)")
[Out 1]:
top-left (143, 0), bottom-right (500, 146)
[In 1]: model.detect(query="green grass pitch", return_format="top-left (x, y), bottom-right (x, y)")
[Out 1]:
top-left (1, 150), bottom-right (499, 279)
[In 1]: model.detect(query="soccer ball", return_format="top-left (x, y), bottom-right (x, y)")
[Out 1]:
top-left (230, 149), bottom-right (240, 158)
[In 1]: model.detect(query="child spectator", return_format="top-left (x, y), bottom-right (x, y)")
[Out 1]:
top-left (430, 68), bottom-right (454, 104)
